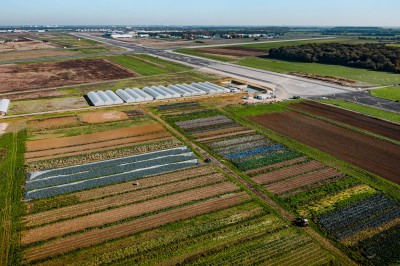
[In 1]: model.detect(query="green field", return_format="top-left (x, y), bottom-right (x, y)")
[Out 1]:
top-left (320, 99), bottom-right (400, 123)
top-left (33, 33), bottom-right (100, 47)
top-left (0, 131), bottom-right (26, 266)
top-left (236, 57), bottom-right (400, 86)
top-left (175, 49), bottom-right (234, 62)
top-left (109, 54), bottom-right (191, 76)
top-left (370, 86), bottom-right (400, 101)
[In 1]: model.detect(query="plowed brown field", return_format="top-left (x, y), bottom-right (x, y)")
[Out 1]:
top-left (24, 192), bottom-right (249, 263)
top-left (22, 182), bottom-right (239, 244)
top-left (291, 101), bottom-right (400, 141)
top-left (26, 173), bottom-right (225, 227)
top-left (266, 168), bottom-right (342, 194)
top-left (253, 161), bottom-right (326, 184)
top-left (0, 59), bottom-right (136, 93)
top-left (250, 111), bottom-right (400, 185)
top-left (26, 124), bottom-right (163, 152)
top-left (28, 116), bottom-right (79, 131)
top-left (81, 111), bottom-right (128, 124)
top-left (25, 131), bottom-right (171, 160)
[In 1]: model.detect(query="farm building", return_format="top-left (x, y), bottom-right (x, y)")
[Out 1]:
top-left (204, 82), bottom-right (230, 93)
top-left (87, 92), bottom-right (104, 106)
top-left (125, 88), bottom-right (145, 102)
top-left (168, 85), bottom-right (191, 97)
top-left (158, 86), bottom-right (181, 98)
top-left (132, 88), bottom-right (153, 101)
top-left (116, 89), bottom-right (136, 103)
top-left (151, 86), bottom-right (173, 99)
top-left (0, 99), bottom-right (10, 115)
top-left (191, 83), bottom-right (217, 94)
top-left (96, 91), bottom-right (114, 105)
top-left (105, 90), bottom-right (124, 104)
top-left (176, 84), bottom-right (201, 96)
top-left (143, 87), bottom-right (165, 100)
top-left (181, 84), bottom-right (207, 95)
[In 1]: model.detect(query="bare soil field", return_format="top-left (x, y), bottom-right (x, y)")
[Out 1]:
top-left (6, 90), bottom-right (64, 101)
top-left (245, 157), bottom-right (308, 176)
top-left (250, 111), bottom-right (400, 184)
top-left (0, 49), bottom-right (75, 62)
top-left (24, 192), bottom-right (248, 263)
top-left (81, 111), bottom-right (129, 124)
top-left (22, 182), bottom-right (238, 244)
top-left (0, 59), bottom-right (136, 93)
top-left (253, 161), bottom-right (325, 184)
top-left (28, 116), bottom-right (79, 131)
top-left (266, 168), bottom-right (342, 194)
top-left (0, 40), bottom-right (57, 52)
top-left (291, 101), bottom-right (400, 141)
top-left (9, 97), bottom-right (88, 115)
top-left (26, 173), bottom-right (225, 227)
top-left (25, 133), bottom-right (172, 162)
top-left (26, 124), bottom-right (164, 152)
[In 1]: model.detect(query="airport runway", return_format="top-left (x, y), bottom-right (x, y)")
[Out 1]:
top-left (73, 33), bottom-right (357, 98)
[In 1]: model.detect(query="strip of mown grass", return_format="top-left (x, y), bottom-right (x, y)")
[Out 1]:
top-left (175, 49), bottom-right (234, 62)
top-left (108, 55), bottom-right (191, 76)
top-left (320, 99), bottom-right (400, 123)
top-left (236, 57), bottom-right (400, 86)
top-left (370, 86), bottom-right (400, 102)
top-left (225, 100), bottom-right (302, 118)
top-left (0, 131), bottom-right (27, 266)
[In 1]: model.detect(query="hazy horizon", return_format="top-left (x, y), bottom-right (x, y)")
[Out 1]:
top-left (1, 0), bottom-right (399, 27)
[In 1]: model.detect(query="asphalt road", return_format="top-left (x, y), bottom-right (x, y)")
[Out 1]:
top-left (315, 91), bottom-right (400, 113)
top-left (73, 33), bottom-right (357, 98)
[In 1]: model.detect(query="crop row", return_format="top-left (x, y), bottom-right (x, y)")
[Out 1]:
top-left (335, 206), bottom-right (400, 239)
top-left (226, 144), bottom-right (284, 160)
top-left (29, 146), bottom-right (190, 181)
top-left (318, 194), bottom-right (397, 231)
top-left (176, 115), bottom-right (229, 128)
top-left (179, 117), bottom-right (234, 130)
top-left (26, 153), bottom-right (196, 191)
top-left (25, 160), bottom-right (199, 200)
top-left (207, 134), bottom-right (264, 149)
top-left (187, 122), bottom-right (242, 134)
top-left (215, 139), bottom-right (272, 156)
top-left (158, 102), bottom-right (199, 110)
top-left (235, 150), bottom-right (302, 171)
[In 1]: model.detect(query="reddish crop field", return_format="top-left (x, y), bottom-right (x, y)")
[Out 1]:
top-left (291, 101), bottom-right (400, 141)
top-left (250, 111), bottom-right (400, 185)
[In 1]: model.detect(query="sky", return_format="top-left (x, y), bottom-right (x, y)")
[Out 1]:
top-left (1, 0), bottom-right (399, 27)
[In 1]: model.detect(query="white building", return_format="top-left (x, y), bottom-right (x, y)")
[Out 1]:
top-left (0, 99), bottom-right (10, 115)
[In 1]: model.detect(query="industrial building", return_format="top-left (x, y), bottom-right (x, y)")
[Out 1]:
top-left (0, 99), bottom-right (10, 115)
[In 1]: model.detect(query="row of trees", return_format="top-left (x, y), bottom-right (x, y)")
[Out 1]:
top-left (267, 43), bottom-right (400, 73)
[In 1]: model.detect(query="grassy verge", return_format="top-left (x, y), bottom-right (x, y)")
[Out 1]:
top-left (175, 49), bottom-right (234, 62)
top-left (0, 130), bottom-right (27, 266)
top-left (235, 57), bottom-right (399, 86)
top-left (370, 86), bottom-right (400, 102)
top-left (108, 55), bottom-right (191, 76)
top-left (320, 99), bottom-right (400, 123)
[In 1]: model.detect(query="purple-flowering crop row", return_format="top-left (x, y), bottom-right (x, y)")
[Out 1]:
top-left (176, 115), bottom-right (228, 128)
top-left (25, 160), bottom-right (199, 200)
top-left (215, 140), bottom-right (271, 156)
top-left (179, 117), bottom-right (233, 130)
top-left (208, 134), bottom-right (265, 149)
top-left (187, 122), bottom-right (242, 134)
top-left (226, 144), bottom-right (284, 160)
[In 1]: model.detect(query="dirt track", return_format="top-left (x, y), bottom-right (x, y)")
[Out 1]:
top-left (250, 111), bottom-right (400, 185)
top-left (0, 58), bottom-right (135, 93)
top-left (290, 101), bottom-right (400, 141)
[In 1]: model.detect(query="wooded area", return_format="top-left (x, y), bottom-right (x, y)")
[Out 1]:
top-left (268, 43), bottom-right (400, 73)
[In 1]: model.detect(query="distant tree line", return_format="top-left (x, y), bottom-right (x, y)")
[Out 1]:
top-left (267, 43), bottom-right (400, 73)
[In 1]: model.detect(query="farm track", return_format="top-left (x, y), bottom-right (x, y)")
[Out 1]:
top-left (22, 182), bottom-right (239, 244)
top-left (26, 135), bottom-right (172, 162)
top-left (266, 168), bottom-right (342, 194)
top-left (253, 160), bottom-right (326, 184)
top-left (198, 130), bottom-right (255, 142)
top-left (26, 124), bottom-right (164, 152)
top-left (291, 101), bottom-right (400, 141)
top-left (147, 111), bottom-right (357, 266)
top-left (245, 156), bottom-right (308, 176)
top-left (250, 111), bottom-right (400, 185)
top-left (25, 173), bottom-right (225, 227)
top-left (24, 192), bottom-right (249, 263)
